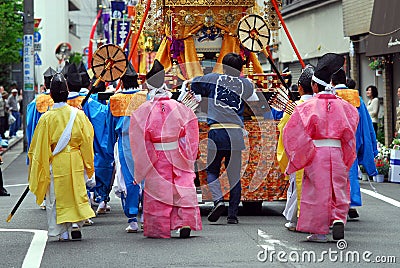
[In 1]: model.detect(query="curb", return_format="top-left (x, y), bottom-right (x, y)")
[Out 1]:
top-left (0, 136), bottom-right (23, 156)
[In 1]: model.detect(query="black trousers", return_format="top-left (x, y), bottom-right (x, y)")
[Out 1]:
top-left (0, 116), bottom-right (7, 139)
top-left (373, 122), bottom-right (378, 138)
top-left (0, 167), bottom-right (4, 189)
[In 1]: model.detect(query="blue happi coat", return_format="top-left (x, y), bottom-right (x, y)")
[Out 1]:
top-left (107, 90), bottom-right (141, 218)
top-left (83, 97), bottom-right (114, 203)
top-left (349, 97), bottom-right (378, 206)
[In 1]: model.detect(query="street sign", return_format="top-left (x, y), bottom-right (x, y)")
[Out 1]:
top-left (24, 35), bottom-right (33, 46)
top-left (83, 47), bottom-right (89, 55)
top-left (34, 52), bottom-right (42, 66)
top-left (34, 18), bottom-right (42, 29)
top-left (34, 43), bottom-right (41, 51)
top-left (23, 34), bottom-right (34, 91)
top-left (34, 32), bottom-right (41, 43)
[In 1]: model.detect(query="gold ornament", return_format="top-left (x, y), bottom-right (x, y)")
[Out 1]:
top-left (203, 9), bottom-right (215, 27)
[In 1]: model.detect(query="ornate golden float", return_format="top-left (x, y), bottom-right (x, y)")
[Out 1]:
top-left (129, 0), bottom-right (306, 206)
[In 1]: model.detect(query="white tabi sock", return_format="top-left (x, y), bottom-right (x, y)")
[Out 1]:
top-left (98, 201), bottom-right (106, 209)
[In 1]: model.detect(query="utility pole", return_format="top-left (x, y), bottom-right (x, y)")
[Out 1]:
top-left (22, 0), bottom-right (35, 152)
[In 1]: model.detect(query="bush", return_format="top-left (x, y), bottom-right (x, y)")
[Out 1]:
top-left (390, 138), bottom-right (400, 150)
top-left (375, 158), bottom-right (389, 176)
top-left (376, 142), bottom-right (390, 176)
top-left (368, 57), bottom-right (385, 70)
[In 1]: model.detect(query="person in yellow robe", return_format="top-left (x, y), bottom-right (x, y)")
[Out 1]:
top-left (28, 73), bottom-right (96, 241)
top-left (277, 65), bottom-right (314, 232)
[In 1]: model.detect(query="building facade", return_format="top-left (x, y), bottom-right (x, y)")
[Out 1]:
top-left (33, 0), bottom-right (96, 86)
top-left (276, 0), bottom-right (397, 145)
top-left (343, 0), bottom-right (399, 145)
top-left (278, 0), bottom-right (350, 85)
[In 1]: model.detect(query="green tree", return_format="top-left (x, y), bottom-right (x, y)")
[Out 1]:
top-left (0, 0), bottom-right (23, 89)
top-left (69, 52), bottom-right (83, 65)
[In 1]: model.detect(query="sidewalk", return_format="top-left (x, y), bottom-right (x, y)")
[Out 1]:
top-left (0, 130), bottom-right (24, 156)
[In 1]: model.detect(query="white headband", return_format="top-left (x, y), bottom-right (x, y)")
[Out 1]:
top-left (146, 81), bottom-right (167, 92)
top-left (146, 82), bottom-right (171, 101)
top-left (312, 75), bottom-right (328, 87)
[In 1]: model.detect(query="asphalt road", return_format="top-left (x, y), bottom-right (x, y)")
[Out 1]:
top-left (0, 143), bottom-right (399, 268)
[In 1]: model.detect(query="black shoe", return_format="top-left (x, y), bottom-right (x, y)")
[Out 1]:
top-left (348, 208), bottom-right (359, 219)
top-left (227, 217), bottom-right (239, 224)
top-left (71, 226), bottom-right (82, 240)
top-left (332, 220), bottom-right (344, 240)
top-left (207, 201), bottom-right (226, 222)
top-left (0, 189), bottom-right (10, 196)
top-left (179, 227), bottom-right (191, 238)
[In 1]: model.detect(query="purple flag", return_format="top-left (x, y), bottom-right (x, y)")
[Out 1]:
top-left (112, 20), bottom-right (130, 49)
top-left (111, 1), bottom-right (126, 19)
top-left (102, 13), bottom-right (111, 44)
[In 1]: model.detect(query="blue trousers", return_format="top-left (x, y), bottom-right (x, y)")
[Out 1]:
top-left (9, 111), bottom-right (21, 137)
top-left (207, 150), bottom-right (242, 218)
top-left (94, 166), bottom-right (114, 203)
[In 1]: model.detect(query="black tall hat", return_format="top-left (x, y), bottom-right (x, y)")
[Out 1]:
top-left (92, 80), bottom-right (106, 93)
top-left (298, 65), bottom-right (314, 92)
top-left (145, 59), bottom-right (165, 89)
top-left (78, 61), bottom-right (86, 73)
top-left (66, 63), bottom-right (82, 92)
top-left (43, 67), bottom-right (56, 89)
top-left (50, 73), bottom-right (69, 95)
top-left (78, 61), bottom-right (90, 88)
top-left (61, 61), bottom-right (70, 77)
top-left (312, 53), bottom-right (344, 87)
top-left (121, 61), bottom-right (139, 89)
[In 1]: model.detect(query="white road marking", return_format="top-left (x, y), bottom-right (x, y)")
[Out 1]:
top-left (361, 188), bottom-right (400, 208)
top-left (257, 229), bottom-right (300, 251)
top-left (4, 183), bottom-right (28, 188)
top-left (0, 228), bottom-right (48, 268)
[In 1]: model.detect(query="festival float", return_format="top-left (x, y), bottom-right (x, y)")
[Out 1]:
top-left (89, 0), bottom-right (305, 209)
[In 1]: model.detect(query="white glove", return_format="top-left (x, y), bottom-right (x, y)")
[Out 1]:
top-left (84, 170), bottom-right (96, 189)
top-left (86, 176), bottom-right (96, 189)
top-left (181, 80), bottom-right (190, 91)
top-left (113, 185), bottom-right (122, 198)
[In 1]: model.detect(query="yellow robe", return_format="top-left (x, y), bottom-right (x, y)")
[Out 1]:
top-left (28, 105), bottom-right (95, 224)
top-left (277, 100), bottom-right (305, 212)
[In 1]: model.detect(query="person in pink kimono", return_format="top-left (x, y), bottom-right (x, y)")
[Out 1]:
top-left (129, 60), bottom-right (202, 238)
top-left (283, 53), bottom-right (359, 242)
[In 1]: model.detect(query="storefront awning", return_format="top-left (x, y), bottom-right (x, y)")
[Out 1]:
top-left (366, 0), bottom-right (400, 56)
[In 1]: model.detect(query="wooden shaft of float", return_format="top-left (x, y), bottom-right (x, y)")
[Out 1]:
top-left (123, 21), bottom-right (134, 51)
top-left (116, 0), bottom-right (152, 91)
top-left (260, 46), bottom-right (287, 88)
top-left (88, 9), bottom-right (103, 69)
top-left (260, 45), bottom-right (295, 101)
top-left (271, 0), bottom-right (305, 68)
top-left (127, 0), bottom-right (152, 61)
top-left (81, 61), bottom-right (113, 107)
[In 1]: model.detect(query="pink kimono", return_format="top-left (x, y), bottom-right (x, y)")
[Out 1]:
top-left (130, 96), bottom-right (202, 238)
top-left (283, 93), bottom-right (358, 235)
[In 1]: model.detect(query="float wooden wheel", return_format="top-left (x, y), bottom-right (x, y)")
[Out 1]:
top-left (237, 14), bottom-right (271, 52)
top-left (81, 44), bottom-right (128, 107)
top-left (237, 14), bottom-right (294, 104)
top-left (91, 44), bottom-right (127, 84)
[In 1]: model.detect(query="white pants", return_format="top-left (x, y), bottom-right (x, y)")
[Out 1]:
top-left (46, 168), bottom-right (84, 237)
